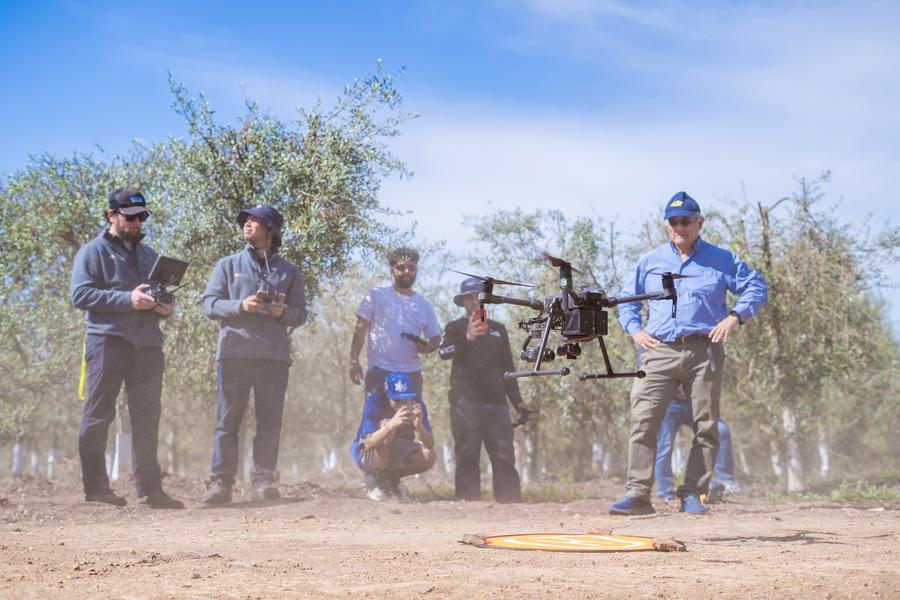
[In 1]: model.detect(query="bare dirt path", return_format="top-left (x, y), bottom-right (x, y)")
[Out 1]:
top-left (2, 477), bottom-right (898, 599)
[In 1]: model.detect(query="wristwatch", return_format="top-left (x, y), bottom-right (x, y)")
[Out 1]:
top-left (728, 310), bottom-right (743, 325)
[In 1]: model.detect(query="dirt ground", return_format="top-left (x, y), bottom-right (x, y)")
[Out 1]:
top-left (2, 471), bottom-right (898, 600)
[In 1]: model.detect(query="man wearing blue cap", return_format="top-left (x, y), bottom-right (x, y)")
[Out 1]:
top-left (610, 192), bottom-right (767, 516)
top-left (350, 371), bottom-right (436, 501)
top-left (438, 277), bottom-right (532, 502)
top-left (71, 187), bottom-right (183, 508)
top-left (201, 204), bottom-right (307, 504)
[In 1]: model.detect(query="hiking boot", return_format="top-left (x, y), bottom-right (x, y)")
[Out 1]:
top-left (85, 491), bottom-right (127, 507)
top-left (138, 491), bottom-right (185, 509)
top-left (202, 481), bottom-right (232, 505)
top-left (387, 478), bottom-right (412, 504)
top-left (659, 492), bottom-right (678, 502)
top-left (706, 481), bottom-right (725, 504)
top-left (250, 483), bottom-right (280, 502)
top-left (719, 480), bottom-right (741, 496)
top-left (609, 496), bottom-right (656, 516)
top-left (679, 492), bottom-right (706, 514)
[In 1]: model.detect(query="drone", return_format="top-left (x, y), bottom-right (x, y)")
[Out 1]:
top-left (451, 255), bottom-right (687, 382)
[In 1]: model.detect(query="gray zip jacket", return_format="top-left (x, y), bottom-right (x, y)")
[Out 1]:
top-left (70, 231), bottom-right (165, 347)
top-left (203, 246), bottom-right (307, 363)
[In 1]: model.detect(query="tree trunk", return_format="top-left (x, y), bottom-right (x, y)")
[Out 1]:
top-left (817, 422), bottom-right (830, 477)
top-left (769, 438), bottom-right (784, 477)
top-left (30, 450), bottom-right (40, 477)
top-left (782, 404), bottom-right (806, 492)
top-left (47, 447), bottom-right (58, 480)
top-left (523, 425), bottom-right (539, 485)
top-left (166, 425), bottom-right (179, 476)
top-left (12, 437), bottom-right (26, 478)
top-left (738, 445), bottom-right (752, 477)
top-left (111, 396), bottom-right (132, 482)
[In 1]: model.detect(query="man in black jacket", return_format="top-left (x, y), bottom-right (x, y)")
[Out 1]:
top-left (438, 277), bottom-right (532, 502)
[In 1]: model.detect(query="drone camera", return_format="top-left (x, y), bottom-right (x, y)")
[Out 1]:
top-left (556, 342), bottom-right (582, 359)
top-left (521, 347), bottom-right (555, 363)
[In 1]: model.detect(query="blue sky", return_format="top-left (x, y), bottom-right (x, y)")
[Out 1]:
top-left (2, 0), bottom-right (899, 328)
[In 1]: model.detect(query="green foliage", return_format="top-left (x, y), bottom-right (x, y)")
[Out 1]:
top-left (0, 64), bottom-right (414, 456)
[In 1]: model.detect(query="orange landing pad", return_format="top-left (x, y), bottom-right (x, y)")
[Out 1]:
top-left (461, 532), bottom-right (685, 552)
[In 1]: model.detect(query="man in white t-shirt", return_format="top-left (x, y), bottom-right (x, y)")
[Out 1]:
top-left (349, 247), bottom-right (441, 498)
top-left (349, 247), bottom-right (442, 401)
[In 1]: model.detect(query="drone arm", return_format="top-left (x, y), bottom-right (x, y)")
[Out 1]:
top-left (479, 292), bottom-right (543, 311)
top-left (605, 289), bottom-right (674, 307)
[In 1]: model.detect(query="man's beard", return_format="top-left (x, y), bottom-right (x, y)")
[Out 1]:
top-left (395, 274), bottom-right (416, 288)
top-left (120, 229), bottom-right (144, 243)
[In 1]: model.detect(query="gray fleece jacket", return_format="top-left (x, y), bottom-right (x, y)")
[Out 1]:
top-left (203, 246), bottom-right (307, 363)
top-left (70, 231), bottom-right (166, 347)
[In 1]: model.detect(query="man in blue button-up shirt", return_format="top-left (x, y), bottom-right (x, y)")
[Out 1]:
top-left (610, 192), bottom-right (767, 516)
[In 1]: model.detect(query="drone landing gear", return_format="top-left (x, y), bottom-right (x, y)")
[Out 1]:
top-left (504, 302), bottom-right (571, 381)
top-left (578, 337), bottom-right (646, 381)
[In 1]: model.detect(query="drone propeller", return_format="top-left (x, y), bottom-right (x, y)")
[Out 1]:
top-left (646, 270), bottom-right (694, 279)
top-left (447, 268), bottom-right (533, 288)
top-left (542, 252), bottom-right (583, 274)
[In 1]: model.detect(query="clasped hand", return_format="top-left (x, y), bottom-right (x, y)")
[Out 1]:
top-left (131, 284), bottom-right (174, 316)
top-left (241, 294), bottom-right (285, 317)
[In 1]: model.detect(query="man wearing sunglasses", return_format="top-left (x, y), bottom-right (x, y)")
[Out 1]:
top-left (610, 191), bottom-right (767, 516)
top-left (70, 187), bottom-right (183, 509)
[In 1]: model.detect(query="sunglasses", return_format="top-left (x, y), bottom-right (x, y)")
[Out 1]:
top-left (118, 211), bottom-right (149, 222)
top-left (668, 217), bottom-right (696, 227)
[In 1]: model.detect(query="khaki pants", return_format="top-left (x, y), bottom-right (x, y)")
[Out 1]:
top-left (625, 336), bottom-right (725, 500)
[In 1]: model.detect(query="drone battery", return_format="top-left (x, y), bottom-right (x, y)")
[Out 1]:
top-left (562, 307), bottom-right (608, 337)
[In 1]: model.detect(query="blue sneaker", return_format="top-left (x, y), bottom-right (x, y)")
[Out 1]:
top-left (609, 496), bottom-right (656, 516)
top-left (679, 492), bottom-right (706, 514)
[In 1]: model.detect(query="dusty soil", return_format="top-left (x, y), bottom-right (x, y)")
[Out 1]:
top-left (1, 472), bottom-right (898, 599)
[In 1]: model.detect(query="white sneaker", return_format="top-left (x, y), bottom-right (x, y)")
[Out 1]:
top-left (367, 486), bottom-right (389, 502)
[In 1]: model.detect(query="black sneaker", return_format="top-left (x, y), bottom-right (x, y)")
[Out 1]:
top-left (86, 491), bottom-right (127, 507)
top-left (202, 481), bottom-right (232, 505)
top-left (138, 491), bottom-right (185, 509)
top-left (250, 483), bottom-right (280, 501)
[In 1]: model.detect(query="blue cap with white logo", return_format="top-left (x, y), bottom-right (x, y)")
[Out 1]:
top-left (384, 372), bottom-right (417, 400)
top-left (664, 191), bottom-right (701, 220)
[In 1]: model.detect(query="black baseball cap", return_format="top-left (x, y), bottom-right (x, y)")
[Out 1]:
top-left (108, 187), bottom-right (150, 216)
top-left (453, 277), bottom-right (482, 306)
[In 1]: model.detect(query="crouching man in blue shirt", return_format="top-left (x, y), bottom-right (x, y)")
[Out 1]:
top-left (201, 205), bottom-right (306, 504)
top-left (350, 372), bottom-right (436, 502)
top-left (71, 187), bottom-right (183, 508)
top-left (610, 192), bottom-right (767, 516)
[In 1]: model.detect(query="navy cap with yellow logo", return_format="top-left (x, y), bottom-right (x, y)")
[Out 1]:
top-left (663, 191), bottom-right (701, 220)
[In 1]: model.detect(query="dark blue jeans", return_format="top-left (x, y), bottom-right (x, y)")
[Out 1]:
top-left (655, 399), bottom-right (734, 498)
top-left (211, 358), bottom-right (290, 486)
top-left (79, 334), bottom-right (164, 497)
